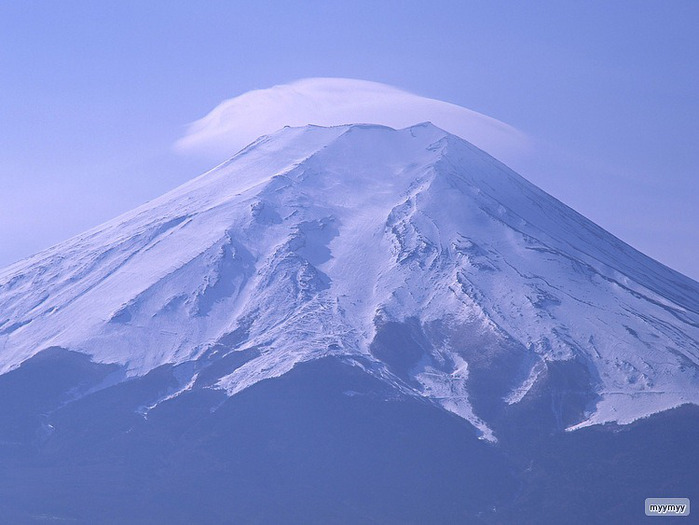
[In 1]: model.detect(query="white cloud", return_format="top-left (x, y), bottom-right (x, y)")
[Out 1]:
top-left (174, 78), bottom-right (531, 167)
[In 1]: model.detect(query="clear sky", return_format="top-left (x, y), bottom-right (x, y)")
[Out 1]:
top-left (1, 1), bottom-right (697, 279)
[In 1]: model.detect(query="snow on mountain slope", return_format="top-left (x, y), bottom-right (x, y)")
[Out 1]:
top-left (0, 123), bottom-right (697, 441)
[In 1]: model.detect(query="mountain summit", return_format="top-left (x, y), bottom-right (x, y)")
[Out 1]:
top-left (1, 123), bottom-right (698, 443)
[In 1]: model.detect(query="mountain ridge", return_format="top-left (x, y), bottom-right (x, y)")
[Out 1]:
top-left (1, 122), bottom-right (697, 442)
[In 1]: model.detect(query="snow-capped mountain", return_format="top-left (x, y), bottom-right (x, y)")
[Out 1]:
top-left (1, 122), bottom-right (697, 443)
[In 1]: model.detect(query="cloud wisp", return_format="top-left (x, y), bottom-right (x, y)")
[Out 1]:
top-left (174, 78), bottom-right (531, 166)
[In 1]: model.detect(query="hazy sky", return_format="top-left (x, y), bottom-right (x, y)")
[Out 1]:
top-left (1, 1), bottom-right (697, 279)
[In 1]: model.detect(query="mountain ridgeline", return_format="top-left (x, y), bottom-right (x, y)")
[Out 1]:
top-left (0, 123), bottom-right (697, 523)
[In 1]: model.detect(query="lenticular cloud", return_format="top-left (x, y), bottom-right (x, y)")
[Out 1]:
top-left (174, 78), bottom-right (530, 165)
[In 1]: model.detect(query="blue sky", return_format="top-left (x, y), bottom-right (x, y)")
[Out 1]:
top-left (1, 1), bottom-right (697, 279)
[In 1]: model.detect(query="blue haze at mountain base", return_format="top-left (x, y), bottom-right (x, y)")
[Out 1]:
top-left (0, 346), bottom-right (696, 524)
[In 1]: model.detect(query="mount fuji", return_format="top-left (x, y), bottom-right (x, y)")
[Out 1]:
top-left (0, 123), bottom-right (697, 524)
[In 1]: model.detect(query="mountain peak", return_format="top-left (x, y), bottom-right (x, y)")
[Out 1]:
top-left (1, 123), bottom-right (697, 441)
